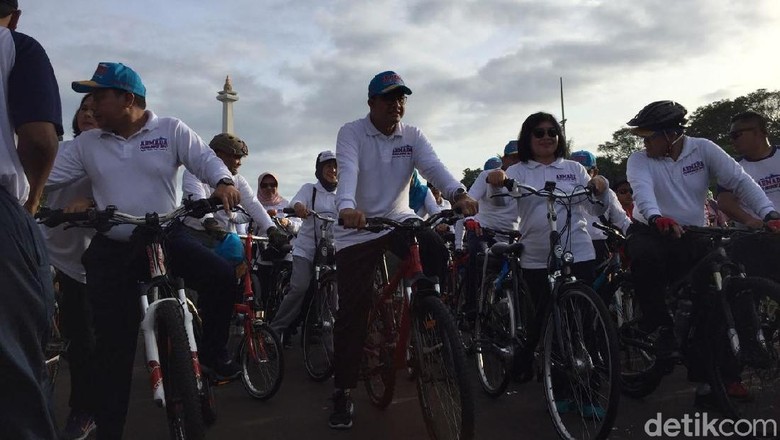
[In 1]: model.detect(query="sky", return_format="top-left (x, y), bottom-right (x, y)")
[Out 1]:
top-left (19, 0), bottom-right (780, 198)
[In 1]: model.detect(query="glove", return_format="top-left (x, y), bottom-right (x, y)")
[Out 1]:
top-left (766, 219), bottom-right (780, 232)
top-left (649, 215), bottom-right (679, 234)
top-left (464, 219), bottom-right (480, 232)
top-left (266, 226), bottom-right (289, 250)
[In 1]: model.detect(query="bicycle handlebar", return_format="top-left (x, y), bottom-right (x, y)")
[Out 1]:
top-left (592, 222), bottom-right (626, 241)
top-left (281, 207), bottom-right (336, 223)
top-left (36, 196), bottom-right (225, 230)
top-left (337, 209), bottom-right (462, 233)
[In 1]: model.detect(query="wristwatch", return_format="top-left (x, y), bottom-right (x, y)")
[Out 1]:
top-left (218, 177), bottom-right (235, 187)
top-left (453, 187), bottom-right (467, 201)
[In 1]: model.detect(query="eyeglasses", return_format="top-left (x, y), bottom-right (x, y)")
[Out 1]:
top-left (617, 188), bottom-right (633, 195)
top-left (260, 182), bottom-right (278, 189)
top-left (377, 94), bottom-right (407, 104)
top-left (729, 127), bottom-right (756, 140)
top-left (532, 128), bottom-right (559, 139)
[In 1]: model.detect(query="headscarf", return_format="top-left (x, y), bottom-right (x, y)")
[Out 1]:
top-left (315, 150), bottom-right (338, 192)
top-left (409, 169), bottom-right (428, 212)
top-left (257, 172), bottom-right (284, 206)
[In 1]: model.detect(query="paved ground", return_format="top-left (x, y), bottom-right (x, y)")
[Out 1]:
top-left (52, 334), bottom-right (775, 439)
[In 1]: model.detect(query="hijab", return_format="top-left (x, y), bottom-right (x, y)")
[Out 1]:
top-left (257, 172), bottom-right (284, 206)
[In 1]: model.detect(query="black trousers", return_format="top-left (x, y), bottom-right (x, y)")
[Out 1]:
top-left (333, 228), bottom-right (447, 389)
top-left (83, 223), bottom-right (235, 439)
top-left (56, 272), bottom-right (96, 413)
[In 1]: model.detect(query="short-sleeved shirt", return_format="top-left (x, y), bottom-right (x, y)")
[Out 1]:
top-left (717, 146), bottom-right (780, 219)
top-left (0, 28), bottom-right (63, 203)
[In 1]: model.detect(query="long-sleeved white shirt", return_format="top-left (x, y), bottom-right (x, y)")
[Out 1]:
top-left (415, 190), bottom-right (451, 219)
top-left (585, 188), bottom-right (631, 237)
top-left (468, 168), bottom-right (520, 232)
top-left (39, 139), bottom-right (94, 283)
top-left (46, 111), bottom-right (232, 241)
top-left (627, 136), bottom-right (775, 226)
top-left (289, 182), bottom-right (338, 262)
top-left (504, 158), bottom-right (608, 269)
top-left (181, 170), bottom-right (274, 234)
top-left (334, 115), bottom-right (466, 250)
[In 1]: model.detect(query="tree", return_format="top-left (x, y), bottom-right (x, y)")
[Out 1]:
top-left (461, 168), bottom-right (482, 190)
top-left (686, 89), bottom-right (780, 154)
top-left (596, 128), bottom-right (643, 180)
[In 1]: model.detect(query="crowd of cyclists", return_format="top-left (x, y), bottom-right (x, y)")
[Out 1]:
top-left (2, 2), bottom-right (779, 437)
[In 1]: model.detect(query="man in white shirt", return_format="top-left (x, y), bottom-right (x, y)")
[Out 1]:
top-left (46, 62), bottom-right (241, 439)
top-left (624, 100), bottom-right (779, 371)
top-left (330, 70), bottom-right (478, 429)
top-left (0, 1), bottom-right (61, 437)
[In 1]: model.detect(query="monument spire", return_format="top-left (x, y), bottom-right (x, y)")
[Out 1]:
top-left (216, 75), bottom-right (238, 134)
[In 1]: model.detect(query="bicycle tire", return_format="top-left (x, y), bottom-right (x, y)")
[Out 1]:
top-left (156, 301), bottom-right (205, 440)
top-left (303, 273), bottom-right (337, 382)
top-left (239, 321), bottom-right (284, 400)
top-left (363, 295), bottom-right (398, 409)
top-left (541, 284), bottom-right (620, 440)
top-left (474, 273), bottom-right (515, 397)
top-left (412, 294), bottom-right (475, 440)
top-left (708, 276), bottom-right (780, 428)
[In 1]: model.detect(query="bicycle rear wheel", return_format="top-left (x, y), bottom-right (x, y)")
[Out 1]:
top-left (303, 273), bottom-right (337, 382)
top-left (156, 301), bottom-right (205, 440)
top-left (412, 294), bottom-right (475, 440)
top-left (474, 273), bottom-right (515, 397)
top-left (239, 321), bottom-right (284, 400)
top-left (708, 276), bottom-right (780, 429)
top-left (541, 284), bottom-right (620, 440)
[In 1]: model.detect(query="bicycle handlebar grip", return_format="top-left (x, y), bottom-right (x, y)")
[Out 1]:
top-left (503, 178), bottom-right (515, 191)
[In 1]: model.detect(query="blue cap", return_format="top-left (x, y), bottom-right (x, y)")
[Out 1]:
top-left (484, 156), bottom-right (502, 170)
top-left (72, 62), bottom-right (146, 98)
top-left (368, 71), bottom-right (412, 98)
top-left (570, 150), bottom-right (597, 168)
top-left (504, 140), bottom-right (518, 156)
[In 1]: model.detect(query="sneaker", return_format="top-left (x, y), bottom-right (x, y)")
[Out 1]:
top-left (726, 381), bottom-right (753, 402)
top-left (328, 390), bottom-right (354, 430)
top-left (61, 410), bottom-right (96, 440)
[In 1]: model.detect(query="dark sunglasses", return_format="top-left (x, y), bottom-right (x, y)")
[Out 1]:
top-left (260, 182), bottom-right (278, 189)
top-left (617, 188), bottom-right (633, 195)
top-left (729, 127), bottom-right (756, 140)
top-left (532, 128), bottom-right (559, 139)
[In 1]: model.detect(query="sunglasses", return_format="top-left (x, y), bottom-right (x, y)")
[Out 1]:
top-left (532, 128), bottom-right (559, 139)
top-left (617, 188), bottom-right (633, 195)
top-left (260, 182), bottom-right (278, 189)
top-left (729, 127), bottom-right (756, 140)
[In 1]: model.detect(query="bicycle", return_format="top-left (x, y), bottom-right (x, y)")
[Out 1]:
top-left (348, 210), bottom-right (475, 440)
top-left (437, 220), bottom-right (473, 353)
top-left (472, 227), bottom-right (531, 397)
top-left (37, 199), bottom-right (224, 440)
top-left (500, 179), bottom-right (621, 440)
top-left (223, 231), bottom-right (284, 400)
top-left (276, 208), bottom-right (340, 382)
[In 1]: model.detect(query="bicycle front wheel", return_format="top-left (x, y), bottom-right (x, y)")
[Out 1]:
top-left (412, 294), bottom-right (475, 440)
top-left (474, 273), bottom-right (515, 397)
top-left (303, 273), bottom-right (337, 382)
top-left (239, 322), bottom-right (284, 400)
top-left (156, 301), bottom-right (205, 440)
top-left (541, 284), bottom-right (620, 440)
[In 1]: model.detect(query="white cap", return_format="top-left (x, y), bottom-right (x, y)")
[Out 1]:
top-left (317, 150), bottom-right (336, 163)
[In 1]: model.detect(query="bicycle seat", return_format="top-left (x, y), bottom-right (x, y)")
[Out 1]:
top-left (489, 241), bottom-right (524, 258)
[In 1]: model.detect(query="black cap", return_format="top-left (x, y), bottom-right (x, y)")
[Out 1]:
top-left (0, 0), bottom-right (18, 9)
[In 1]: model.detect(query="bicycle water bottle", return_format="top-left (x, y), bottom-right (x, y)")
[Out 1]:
top-left (673, 299), bottom-right (693, 346)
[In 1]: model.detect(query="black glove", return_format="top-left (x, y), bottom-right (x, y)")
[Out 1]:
top-left (266, 226), bottom-right (289, 249)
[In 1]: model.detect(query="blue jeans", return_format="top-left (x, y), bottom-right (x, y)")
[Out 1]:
top-left (0, 187), bottom-right (57, 439)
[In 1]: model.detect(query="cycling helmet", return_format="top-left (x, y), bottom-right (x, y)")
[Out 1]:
top-left (209, 133), bottom-right (248, 157)
top-left (626, 100), bottom-right (688, 131)
top-left (484, 156), bottom-right (502, 170)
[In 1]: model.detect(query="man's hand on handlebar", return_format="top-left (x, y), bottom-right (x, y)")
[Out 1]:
top-left (63, 196), bottom-right (95, 214)
top-left (213, 183), bottom-right (241, 213)
top-left (339, 208), bottom-right (366, 229)
top-left (486, 169), bottom-right (507, 187)
top-left (453, 194), bottom-right (478, 217)
top-left (587, 175), bottom-right (608, 196)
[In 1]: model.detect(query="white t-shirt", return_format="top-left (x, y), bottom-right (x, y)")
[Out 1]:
top-left (46, 111), bottom-right (232, 241)
top-left (504, 158), bottom-right (608, 269)
top-left (627, 136), bottom-right (775, 226)
top-left (585, 188), bottom-right (631, 238)
top-left (289, 182), bottom-right (338, 262)
top-left (718, 146), bottom-right (780, 219)
top-left (468, 168), bottom-right (520, 232)
top-left (415, 189), bottom-right (451, 219)
top-left (39, 139), bottom-right (94, 283)
top-left (334, 115), bottom-right (465, 250)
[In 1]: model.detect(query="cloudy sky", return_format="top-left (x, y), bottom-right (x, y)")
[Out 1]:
top-left (20, 0), bottom-right (780, 198)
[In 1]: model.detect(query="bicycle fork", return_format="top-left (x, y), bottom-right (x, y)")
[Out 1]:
top-left (713, 261), bottom-right (768, 361)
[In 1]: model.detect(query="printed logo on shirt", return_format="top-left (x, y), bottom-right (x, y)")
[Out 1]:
top-left (392, 145), bottom-right (413, 158)
top-left (757, 173), bottom-right (780, 192)
top-left (139, 137), bottom-right (169, 152)
top-left (556, 173), bottom-right (577, 182)
top-left (682, 160), bottom-right (704, 176)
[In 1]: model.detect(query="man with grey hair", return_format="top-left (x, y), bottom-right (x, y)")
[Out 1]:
top-left (0, 0), bottom-right (62, 438)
